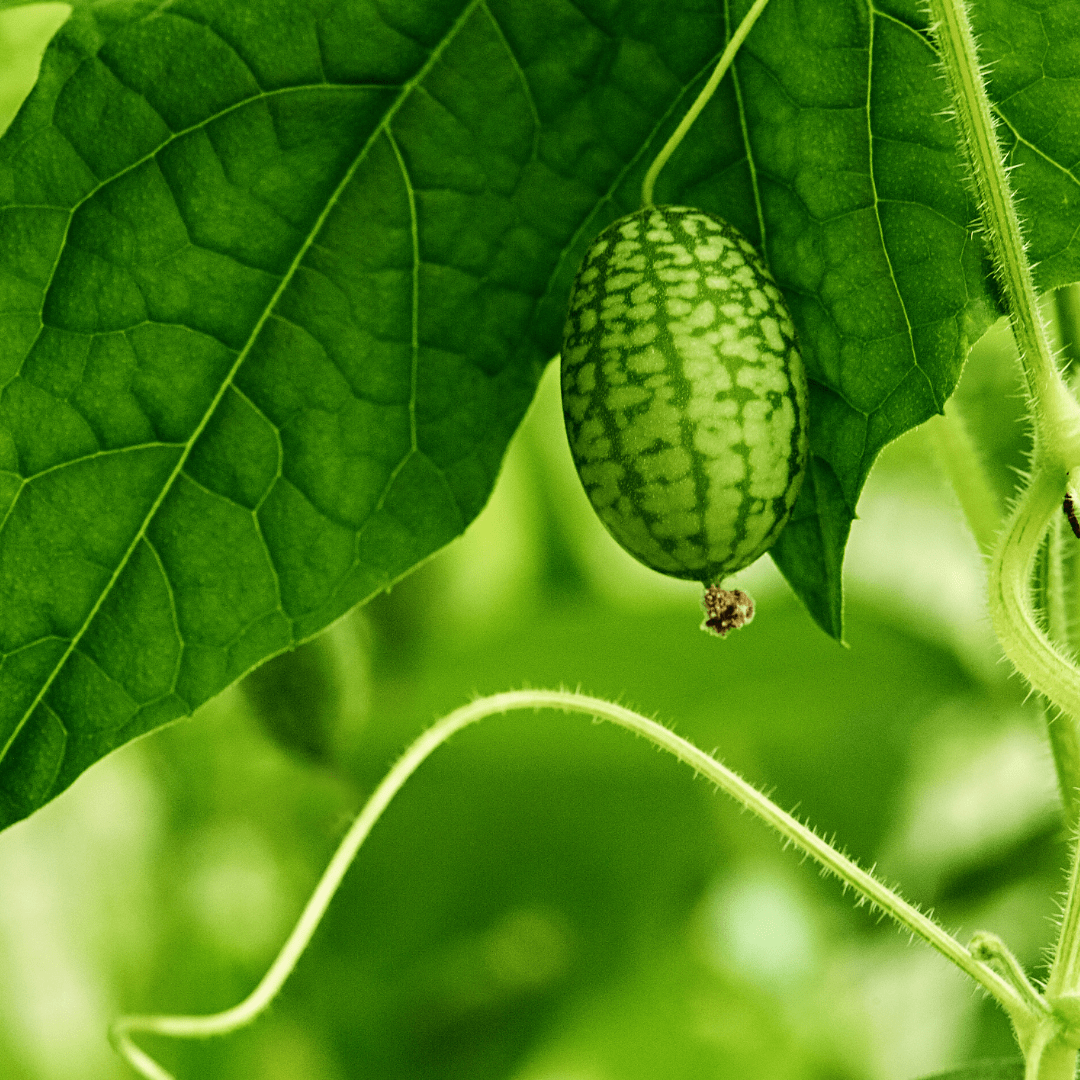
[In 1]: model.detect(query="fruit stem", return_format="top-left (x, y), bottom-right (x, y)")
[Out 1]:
top-left (641, 0), bottom-right (772, 207)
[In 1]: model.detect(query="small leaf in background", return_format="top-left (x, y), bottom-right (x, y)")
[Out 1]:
top-left (239, 608), bottom-right (371, 771)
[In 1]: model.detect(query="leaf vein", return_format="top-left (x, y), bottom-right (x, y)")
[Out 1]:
top-left (866, 5), bottom-right (939, 411)
top-left (386, 129), bottom-right (420, 454)
top-left (142, 536), bottom-right (185, 691)
top-left (480, 0), bottom-right (541, 162)
top-left (0, 0), bottom-right (487, 766)
top-left (994, 107), bottom-right (1080, 192)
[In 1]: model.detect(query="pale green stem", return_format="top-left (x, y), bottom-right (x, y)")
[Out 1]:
top-left (1024, 1031), bottom-right (1078, 1080)
top-left (989, 468), bottom-right (1080, 735)
top-left (1056, 284), bottom-right (1080, 376)
top-left (916, 399), bottom-right (1080, 876)
top-left (924, 407), bottom-right (1001, 555)
top-left (1042, 513), bottom-right (1080, 834)
top-left (971, 931), bottom-right (1049, 1018)
top-left (110, 690), bottom-right (1036, 1079)
top-left (921, 408), bottom-right (1080, 828)
top-left (925, 406), bottom-right (1080, 827)
top-left (1050, 832), bottom-right (1080, 1001)
top-left (926, 0), bottom-right (1074, 437)
top-left (929, 0), bottom-right (1080, 1026)
top-left (1048, 514), bottom-right (1069, 645)
top-left (1058, 283), bottom-right (1080, 723)
top-left (640, 0), bottom-right (772, 207)
top-left (968, 932), bottom-right (1070, 1063)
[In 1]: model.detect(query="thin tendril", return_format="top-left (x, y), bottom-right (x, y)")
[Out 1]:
top-left (110, 689), bottom-right (1034, 1080)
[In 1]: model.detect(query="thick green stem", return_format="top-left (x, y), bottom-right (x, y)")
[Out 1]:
top-left (1025, 1032), bottom-right (1078, 1080)
top-left (914, 406), bottom-right (1080, 829)
top-left (1036, 511), bottom-right (1080, 832)
top-left (926, 0), bottom-right (1072, 438)
top-left (989, 467), bottom-right (1080, 734)
top-left (1047, 515), bottom-right (1069, 644)
top-left (928, 0), bottom-right (1080, 1055)
top-left (1050, 835), bottom-right (1080, 1001)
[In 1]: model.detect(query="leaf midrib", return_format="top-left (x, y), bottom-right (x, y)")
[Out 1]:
top-left (0, 0), bottom-right (485, 765)
top-left (0, 83), bottom-right (375, 408)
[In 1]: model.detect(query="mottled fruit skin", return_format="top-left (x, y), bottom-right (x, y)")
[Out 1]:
top-left (561, 206), bottom-right (809, 586)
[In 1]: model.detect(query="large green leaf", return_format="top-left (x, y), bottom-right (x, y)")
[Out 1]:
top-left (1, 0), bottom-right (1078, 828)
top-left (735, 0), bottom-right (1080, 635)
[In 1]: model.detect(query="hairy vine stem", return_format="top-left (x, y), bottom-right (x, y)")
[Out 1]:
top-left (925, 1), bottom-right (1070, 424)
top-left (928, 0), bottom-right (1080, 1067)
top-left (925, 0), bottom-right (1080, 686)
top-left (110, 690), bottom-right (1038, 1079)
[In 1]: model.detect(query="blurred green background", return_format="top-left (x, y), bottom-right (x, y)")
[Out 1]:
top-left (0, 6), bottom-right (1068, 1080)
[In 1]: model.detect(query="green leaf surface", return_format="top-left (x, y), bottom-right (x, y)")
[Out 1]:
top-left (753, 0), bottom-right (1080, 636)
top-left (1, 0), bottom-right (1079, 826)
top-left (976, 0), bottom-right (1080, 295)
top-left (0, 0), bottom-right (581, 828)
top-left (718, 0), bottom-right (993, 636)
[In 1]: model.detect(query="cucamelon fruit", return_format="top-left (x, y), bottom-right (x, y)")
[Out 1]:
top-left (561, 206), bottom-right (809, 634)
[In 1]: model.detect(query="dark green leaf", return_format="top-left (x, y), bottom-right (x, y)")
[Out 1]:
top-left (721, 0), bottom-right (999, 637)
top-left (0, 0), bottom-right (587, 827)
top-left (1, 0), bottom-right (1079, 824)
top-left (977, 0), bottom-right (1080, 294)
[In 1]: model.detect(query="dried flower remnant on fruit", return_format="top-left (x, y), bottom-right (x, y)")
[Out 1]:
top-left (700, 586), bottom-right (754, 637)
top-left (1065, 491), bottom-right (1080, 539)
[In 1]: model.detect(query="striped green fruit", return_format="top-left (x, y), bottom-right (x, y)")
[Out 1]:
top-left (561, 205), bottom-right (808, 588)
